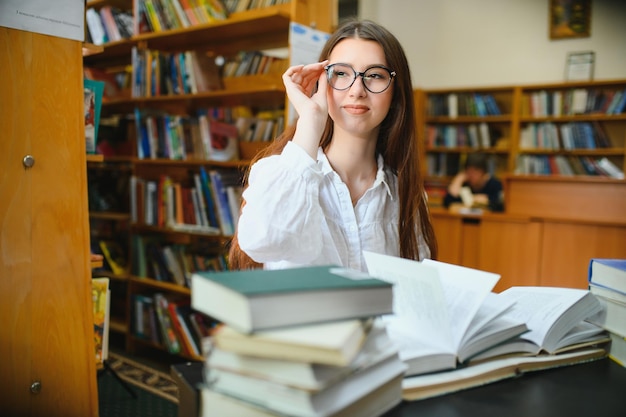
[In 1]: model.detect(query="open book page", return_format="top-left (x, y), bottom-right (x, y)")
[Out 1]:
top-left (457, 314), bottom-right (528, 363)
top-left (363, 252), bottom-right (502, 375)
top-left (363, 251), bottom-right (454, 355)
top-left (422, 259), bottom-right (500, 349)
top-left (497, 286), bottom-right (603, 353)
top-left (460, 292), bottom-right (516, 347)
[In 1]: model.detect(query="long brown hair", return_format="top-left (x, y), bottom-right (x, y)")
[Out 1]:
top-left (229, 19), bottom-right (437, 270)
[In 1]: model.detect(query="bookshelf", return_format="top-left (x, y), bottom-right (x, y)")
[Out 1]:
top-left (83, 0), bottom-right (337, 361)
top-left (418, 80), bottom-right (626, 292)
top-left (416, 79), bottom-right (626, 207)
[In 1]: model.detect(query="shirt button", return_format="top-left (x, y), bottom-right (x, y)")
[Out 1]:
top-left (349, 225), bottom-right (357, 232)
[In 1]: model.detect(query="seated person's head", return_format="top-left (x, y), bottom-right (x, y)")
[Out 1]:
top-left (464, 153), bottom-right (489, 189)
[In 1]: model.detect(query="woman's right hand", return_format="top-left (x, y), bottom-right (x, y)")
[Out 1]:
top-left (283, 61), bottom-right (329, 158)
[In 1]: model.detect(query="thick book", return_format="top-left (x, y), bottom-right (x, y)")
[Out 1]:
top-left (92, 277), bottom-right (110, 366)
top-left (588, 258), bottom-right (626, 294)
top-left (206, 346), bottom-right (406, 417)
top-left (363, 251), bottom-right (528, 376)
top-left (190, 265), bottom-right (393, 333)
top-left (587, 289), bottom-right (626, 338)
top-left (211, 319), bottom-right (372, 367)
top-left (467, 286), bottom-right (607, 361)
top-left (608, 332), bottom-right (626, 367)
top-left (207, 319), bottom-right (395, 390)
top-left (402, 347), bottom-right (608, 401)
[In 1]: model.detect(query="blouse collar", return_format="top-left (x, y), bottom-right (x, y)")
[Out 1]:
top-left (316, 147), bottom-right (393, 199)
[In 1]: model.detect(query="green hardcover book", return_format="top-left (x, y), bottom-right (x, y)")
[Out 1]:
top-left (190, 265), bottom-right (393, 333)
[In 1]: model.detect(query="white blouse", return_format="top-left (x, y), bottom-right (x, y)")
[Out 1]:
top-left (237, 141), bottom-right (431, 272)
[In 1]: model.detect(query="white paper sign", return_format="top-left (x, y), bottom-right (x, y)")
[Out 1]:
top-left (0, 0), bottom-right (84, 41)
top-left (287, 22), bottom-right (331, 124)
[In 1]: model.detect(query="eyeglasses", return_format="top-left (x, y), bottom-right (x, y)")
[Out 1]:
top-left (324, 63), bottom-right (396, 94)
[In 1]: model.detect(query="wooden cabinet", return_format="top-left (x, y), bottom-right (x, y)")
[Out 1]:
top-left (431, 178), bottom-right (626, 292)
top-left (83, 0), bottom-right (338, 361)
top-left (539, 220), bottom-right (626, 288)
top-left (431, 210), bottom-right (542, 292)
top-left (478, 216), bottom-right (542, 292)
top-left (506, 175), bottom-right (626, 289)
top-left (0, 27), bottom-right (98, 416)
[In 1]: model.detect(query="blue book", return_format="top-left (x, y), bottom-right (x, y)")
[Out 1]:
top-left (588, 259), bottom-right (626, 295)
top-left (198, 166), bottom-right (220, 229)
top-left (208, 170), bottom-right (234, 236)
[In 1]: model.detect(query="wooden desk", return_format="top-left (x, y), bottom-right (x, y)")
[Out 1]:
top-left (173, 358), bottom-right (626, 417)
top-left (383, 359), bottom-right (626, 417)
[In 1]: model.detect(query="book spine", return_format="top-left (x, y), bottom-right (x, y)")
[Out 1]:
top-left (153, 293), bottom-right (181, 354)
top-left (208, 170), bottom-right (234, 236)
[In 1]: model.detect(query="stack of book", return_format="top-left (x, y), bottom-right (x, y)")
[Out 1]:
top-left (190, 265), bottom-right (406, 416)
top-left (587, 258), bottom-right (626, 368)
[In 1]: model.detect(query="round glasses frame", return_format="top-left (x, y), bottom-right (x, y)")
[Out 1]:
top-left (324, 63), bottom-right (396, 94)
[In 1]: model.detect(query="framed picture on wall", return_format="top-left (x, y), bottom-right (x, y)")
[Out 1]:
top-left (550, 0), bottom-right (591, 40)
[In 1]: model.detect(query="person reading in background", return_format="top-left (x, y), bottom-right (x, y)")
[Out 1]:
top-left (228, 19), bottom-right (437, 271)
top-left (443, 152), bottom-right (504, 212)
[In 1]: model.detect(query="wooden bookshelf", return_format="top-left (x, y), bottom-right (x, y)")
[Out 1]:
top-left (417, 79), bottom-right (626, 206)
top-left (419, 81), bottom-right (626, 292)
top-left (84, 0), bottom-right (338, 362)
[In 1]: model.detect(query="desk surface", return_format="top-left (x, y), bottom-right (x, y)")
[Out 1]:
top-left (173, 358), bottom-right (626, 417)
top-left (383, 358), bottom-right (626, 417)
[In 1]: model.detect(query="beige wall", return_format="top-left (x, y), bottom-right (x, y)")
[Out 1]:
top-left (358, 0), bottom-right (626, 88)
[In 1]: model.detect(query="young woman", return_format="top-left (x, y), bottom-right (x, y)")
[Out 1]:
top-left (229, 19), bottom-right (437, 271)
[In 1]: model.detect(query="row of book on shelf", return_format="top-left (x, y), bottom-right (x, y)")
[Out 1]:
top-left (85, 47), bottom-right (287, 104)
top-left (137, 0), bottom-right (228, 34)
top-left (519, 121), bottom-right (614, 150)
top-left (425, 122), bottom-right (503, 149)
top-left (131, 236), bottom-right (229, 287)
top-left (131, 47), bottom-right (224, 98)
top-left (86, 0), bottom-right (291, 46)
top-left (522, 87), bottom-right (626, 117)
top-left (129, 46), bottom-right (288, 98)
top-left (427, 92), bottom-right (503, 117)
top-left (187, 251), bottom-right (615, 415)
top-left (425, 86), bottom-right (626, 119)
top-left (515, 154), bottom-right (624, 178)
top-left (133, 291), bottom-right (217, 358)
top-left (86, 6), bottom-right (133, 45)
top-left (425, 152), bottom-right (500, 178)
top-left (133, 108), bottom-right (282, 161)
top-left (130, 166), bottom-right (242, 237)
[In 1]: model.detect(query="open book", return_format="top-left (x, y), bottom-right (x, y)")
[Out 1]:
top-left (363, 251), bottom-right (528, 376)
top-left (469, 286), bottom-right (608, 361)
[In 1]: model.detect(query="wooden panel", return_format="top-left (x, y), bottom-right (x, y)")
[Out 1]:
top-left (460, 219), bottom-right (481, 269)
top-left (505, 176), bottom-right (626, 224)
top-left (430, 211), bottom-right (462, 264)
top-left (478, 218), bottom-right (542, 292)
top-left (539, 222), bottom-right (626, 289)
top-left (0, 27), bottom-right (97, 416)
